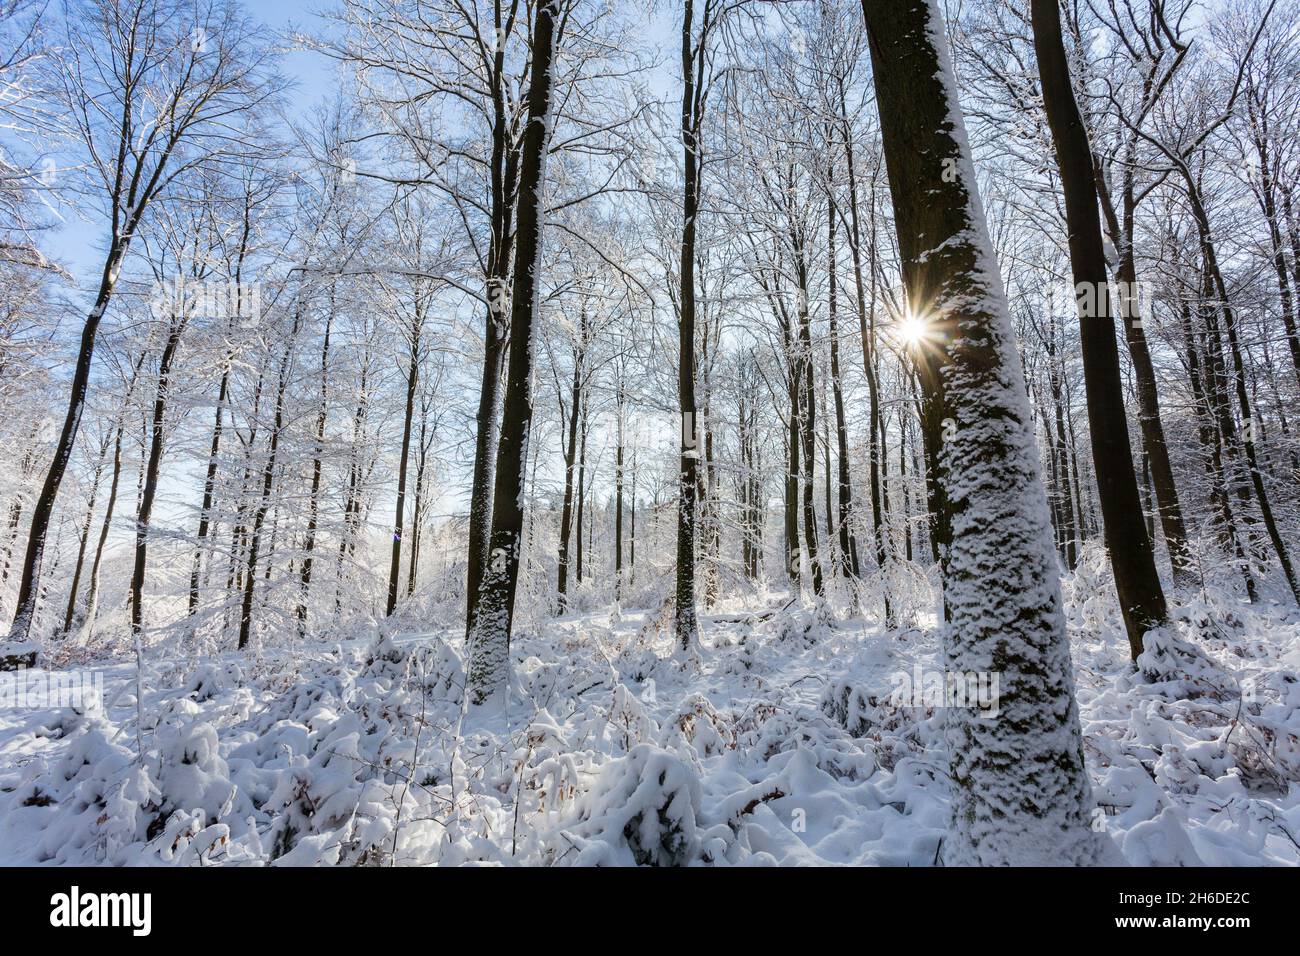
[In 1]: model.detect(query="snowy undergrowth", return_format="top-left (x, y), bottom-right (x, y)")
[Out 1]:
top-left (2, 569), bottom-right (1298, 866)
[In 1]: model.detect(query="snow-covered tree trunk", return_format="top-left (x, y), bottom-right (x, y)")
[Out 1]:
top-left (861, 0), bottom-right (1111, 866)
top-left (466, 0), bottom-right (562, 706)
top-left (387, 290), bottom-right (424, 618)
top-left (556, 320), bottom-right (584, 613)
top-left (840, 110), bottom-right (893, 623)
top-left (674, 0), bottom-right (703, 652)
top-left (463, 7), bottom-right (526, 643)
top-left (826, 188), bottom-right (860, 580)
top-left (238, 305), bottom-right (303, 650)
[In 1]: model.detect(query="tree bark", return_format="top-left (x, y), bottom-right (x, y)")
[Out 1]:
top-left (466, 0), bottom-right (562, 703)
top-left (614, 385), bottom-right (625, 603)
top-left (77, 421), bottom-right (126, 645)
top-left (1032, 0), bottom-right (1167, 656)
top-left (863, 0), bottom-right (1107, 866)
top-left (386, 304), bottom-right (422, 617)
top-left (61, 432), bottom-right (111, 636)
top-left (827, 193), bottom-right (861, 579)
top-left (793, 237), bottom-right (824, 597)
top-left (297, 295), bottom-right (335, 627)
top-left (7, 239), bottom-right (128, 644)
top-left (675, 0), bottom-right (703, 650)
top-left (556, 340), bottom-right (582, 611)
top-left (238, 308), bottom-right (302, 650)
top-left (130, 310), bottom-right (189, 642)
top-left (465, 21), bottom-right (525, 640)
top-left (1094, 161), bottom-right (1195, 585)
top-left (839, 100), bottom-right (893, 622)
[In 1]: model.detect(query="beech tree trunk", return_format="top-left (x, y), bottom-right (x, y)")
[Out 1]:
top-left (131, 311), bottom-right (189, 641)
top-left (862, 0), bottom-right (1108, 866)
top-left (1095, 154), bottom-right (1195, 586)
top-left (78, 421), bottom-right (126, 645)
top-left (7, 239), bottom-right (128, 644)
top-left (61, 431), bottom-right (112, 636)
top-left (839, 100), bottom-right (893, 623)
top-left (614, 386), bottom-right (626, 603)
top-left (387, 306), bottom-right (421, 617)
top-left (675, 0), bottom-right (704, 650)
top-left (466, 0), bottom-right (562, 703)
top-left (239, 308), bottom-right (303, 650)
top-left (556, 340), bottom-right (582, 612)
top-left (794, 241), bottom-right (824, 598)
top-left (1033, 0), bottom-right (1168, 657)
top-left (465, 19), bottom-right (524, 640)
top-left (297, 297), bottom-right (335, 627)
top-left (827, 193), bottom-right (861, 580)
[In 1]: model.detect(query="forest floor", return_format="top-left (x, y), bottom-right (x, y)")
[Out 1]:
top-left (2, 559), bottom-right (1299, 865)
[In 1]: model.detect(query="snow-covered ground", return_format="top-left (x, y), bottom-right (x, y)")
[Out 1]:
top-left (2, 560), bottom-right (1298, 866)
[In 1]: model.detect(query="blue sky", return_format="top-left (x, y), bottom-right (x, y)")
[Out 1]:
top-left (44, 0), bottom-right (336, 284)
top-left (256, 0), bottom-right (338, 112)
top-left (43, 0), bottom-right (680, 295)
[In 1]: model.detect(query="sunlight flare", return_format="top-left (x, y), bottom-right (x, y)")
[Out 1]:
top-left (896, 309), bottom-right (934, 348)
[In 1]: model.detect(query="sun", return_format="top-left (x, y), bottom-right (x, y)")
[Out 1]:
top-left (896, 310), bottom-right (932, 347)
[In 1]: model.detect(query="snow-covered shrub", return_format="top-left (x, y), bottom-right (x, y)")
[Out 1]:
top-left (772, 605), bottom-right (827, 648)
top-left (612, 635), bottom-right (662, 685)
top-left (554, 743), bottom-right (702, 866)
top-left (1060, 541), bottom-right (1123, 636)
top-left (1137, 626), bottom-right (1232, 697)
top-left (1174, 596), bottom-right (1242, 647)
top-left (663, 693), bottom-right (734, 757)
top-left (821, 676), bottom-right (874, 738)
top-left (150, 701), bottom-right (248, 833)
top-left (604, 683), bottom-right (658, 752)
top-left (635, 594), bottom-right (676, 645)
top-left (1251, 670), bottom-right (1300, 780)
top-left (820, 671), bottom-right (936, 774)
top-left (261, 713), bottom-right (395, 865)
top-left (713, 633), bottom-right (760, 676)
top-left (182, 662), bottom-right (243, 702)
top-left (250, 672), bottom-right (352, 733)
top-left (0, 718), bottom-right (178, 864)
top-left (1119, 805), bottom-right (1206, 866)
top-left (520, 711), bottom-right (592, 834)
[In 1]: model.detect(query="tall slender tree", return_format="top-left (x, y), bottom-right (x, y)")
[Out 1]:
top-left (1032, 0), bottom-right (1168, 658)
top-left (466, 0), bottom-right (564, 705)
top-left (861, 0), bottom-right (1111, 866)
